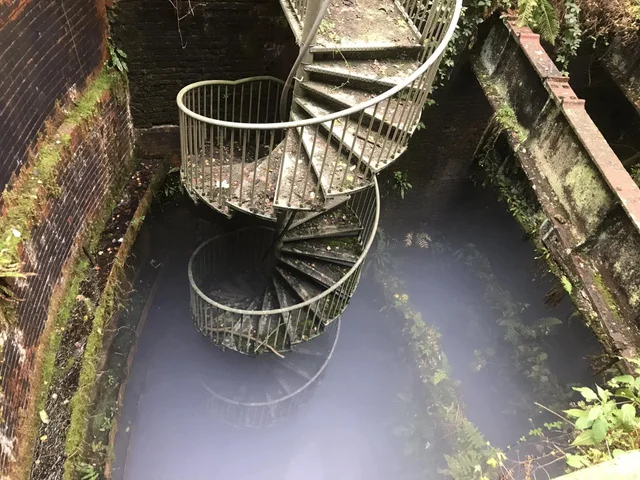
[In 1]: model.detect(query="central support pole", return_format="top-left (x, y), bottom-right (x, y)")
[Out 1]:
top-left (298, 0), bottom-right (323, 83)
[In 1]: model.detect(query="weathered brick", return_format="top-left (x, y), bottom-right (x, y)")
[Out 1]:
top-left (112, 0), bottom-right (297, 128)
top-left (0, 89), bottom-right (134, 473)
top-left (0, 0), bottom-right (107, 193)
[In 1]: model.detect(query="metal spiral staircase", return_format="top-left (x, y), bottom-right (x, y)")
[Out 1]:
top-left (179, 0), bottom-right (462, 360)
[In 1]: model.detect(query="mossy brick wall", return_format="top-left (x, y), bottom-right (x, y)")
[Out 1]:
top-left (111, 0), bottom-right (297, 128)
top-left (0, 0), bottom-right (107, 193)
top-left (0, 83), bottom-right (134, 474)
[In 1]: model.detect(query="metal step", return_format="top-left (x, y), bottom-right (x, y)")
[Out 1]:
top-left (283, 202), bottom-right (362, 242)
top-left (294, 97), bottom-right (405, 173)
top-left (280, 237), bottom-right (360, 266)
top-left (304, 58), bottom-right (420, 95)
top-left (299, 80), bottom-right (413, 138)
top-left (293, 112), bottom-right (371, 196)
top-left (289, 195), bottom-right (351, 230)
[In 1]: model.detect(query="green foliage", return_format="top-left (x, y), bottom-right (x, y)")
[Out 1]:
top-left (517, 0), bottom-right (560, 43)
top-left (0, 71), bottom-right (119, 313)
top-left (556, 0), bottom-right (582, 71)
top-left (108, 40), bottom-right (128, 75)
top-left (456, 244), bottom-right (567, 408)
top-left (391, 170), bottom-right (412, 200)
top-left (76, 462), bottom-right (99, 480)
top-left (561, 359), bottom-right (640, 469)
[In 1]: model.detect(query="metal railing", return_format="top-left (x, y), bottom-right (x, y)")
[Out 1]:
top-left (289, 0), bottom-right (309, 23)
top-left (178, 0), bottom-right (462, 218)
top-left (395, 0), bottom-right (452, 45)
top-left (188, 179), bottom-right (379, 355)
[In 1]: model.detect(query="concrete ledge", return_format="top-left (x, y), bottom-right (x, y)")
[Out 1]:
top-left (473, 19), bottom-right (640, 360)
top-left (556, 451), bottom-right (640, 480)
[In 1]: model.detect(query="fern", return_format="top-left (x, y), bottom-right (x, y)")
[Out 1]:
top-left (537, 0), bottom-right (560, 43)
top-left (518, 0), bottom-right (539, 27)
top-left (518, 0), bottom-right (560, 44)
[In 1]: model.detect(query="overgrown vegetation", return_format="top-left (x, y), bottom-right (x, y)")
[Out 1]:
top-left (391, 170), bottom-right (413, 199)
top-left (0, 70), bottom-right (121, 318)
top-left (370, 231), bottom-right (497, 479)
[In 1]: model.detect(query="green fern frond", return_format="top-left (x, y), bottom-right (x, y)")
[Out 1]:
top-left (537, 0), bottom-right (560, 44)
top-left (518, 0), bottom-right (539, 26)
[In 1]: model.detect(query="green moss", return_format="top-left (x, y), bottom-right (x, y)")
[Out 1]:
top-left (565, 163), bottom-right (612, 227)
top-left (0, 70), bottom-right (122, 315)
top-left (63, 167), bottom-right (166, 480)
top-left (15, 256), bottom-right (90, 480)
top-left (494, 104), bottom-right (527, 143)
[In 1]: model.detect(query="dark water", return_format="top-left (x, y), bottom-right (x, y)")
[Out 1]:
top-left (113, 68), bottom-right (602, 478)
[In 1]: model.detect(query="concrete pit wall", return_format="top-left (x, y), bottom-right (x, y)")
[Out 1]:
top-left (473, 18), bottom-right (640, 361)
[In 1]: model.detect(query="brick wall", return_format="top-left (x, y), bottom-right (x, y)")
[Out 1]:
top-left (0, 83), bottom-right (135, 473)
top-left (0, 0), bottom-right (107, 193)
top-left (112, 0), bottom-right (297, 128)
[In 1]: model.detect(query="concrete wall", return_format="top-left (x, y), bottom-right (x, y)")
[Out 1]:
top-left (0, 0), bottom-right (107, 192)
top-left (473, 19), bottom-right (640, 362)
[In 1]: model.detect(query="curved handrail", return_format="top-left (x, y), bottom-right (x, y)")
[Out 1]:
top-left (176, 0), bottom-right (462, 130)
top-left (187, 177), bottom-right (380, 316)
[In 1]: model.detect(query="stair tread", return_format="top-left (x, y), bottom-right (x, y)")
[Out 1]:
top-left (280, 254), bottom-right (350, 289)
top-left (281, 237), bottom-right (361, 265)
top-left (305, 58), bottom-right (420, 88)
top-left (295, 97), bottom-right (404, 172)
top-left (277, 264), bottom-right (345, 326)
top-left (274, 130), bottom-right (324, 210)
top-left (301, 80), bottom-right (414, 134)
top-left (284, 202), bottom-right (362, 241)
top-left (276, 266), bottom-right (324, 339)
top-left (294, 113), bottom-right (370, 195)
top-left (256, 285), bottom-right (283, 354)
top-left (272, 274), bottom-right (300, 344)
top-left (315, 0), bottom-right (419, 50)
top-left (229, 140), bottom-right (284, 220)
top-left (289, 195), bottom-right (350, 230)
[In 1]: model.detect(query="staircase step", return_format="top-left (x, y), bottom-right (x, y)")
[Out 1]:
top-left (279, 255), bottom-right (350, 291)
top-left (275, 266), bottom-right (324, 339)
top-left (272, 273), bottom-right (301, 344)
top-left (283, 201), bottom-right (362, 242)
top-left (300, 80), bottom-right (414, 137)
top-left (313, 0), bottom-right (420, 52)
top-left (304, 58), bottom-right (420, 94)
top-left (293, 113), bottom-right (370, 195)
top-left (310, 45), bottom-right (423, 61)
top-left (281, 237), bottom-right (361, 266)
top-left (228, 140), bottom-right (284, 221)
top-left (256, 284), bottom-right (284, 354)
top-left (277, 263), bottom-right (345, 326)
top-left (274, 130), bottom-right (324, 210)
top-left (294, 97), bottom-right (404, 172)
top-left (289, 195), bottom-right (350, 230)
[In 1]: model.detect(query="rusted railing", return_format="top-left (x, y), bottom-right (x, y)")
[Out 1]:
top-left (188, 179), bottom-right (379, 355)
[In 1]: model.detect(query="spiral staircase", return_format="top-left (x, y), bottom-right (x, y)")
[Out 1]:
top-left (178, 0), bottom-right (462, 360)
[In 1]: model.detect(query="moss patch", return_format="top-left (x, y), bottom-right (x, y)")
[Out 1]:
top-left (63, 166), bottom-right (165, 480)
top-left (564, 163), bottom-right (611, 228)
top-left (0, 70), bottom-right (123, 315)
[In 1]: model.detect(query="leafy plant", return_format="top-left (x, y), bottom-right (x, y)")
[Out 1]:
top-left (77, 462), bottom-right (99, 480)
top-left (107, 39), bottom-right (128, 75)
top-left (391, 170), bottom-right (412, 200)
top-left (556, 0), bottom-right (582, 71)
top-left (518, 0), bottom-right (561, 43)
top-left (562, 359), bottom-right (640, 469)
